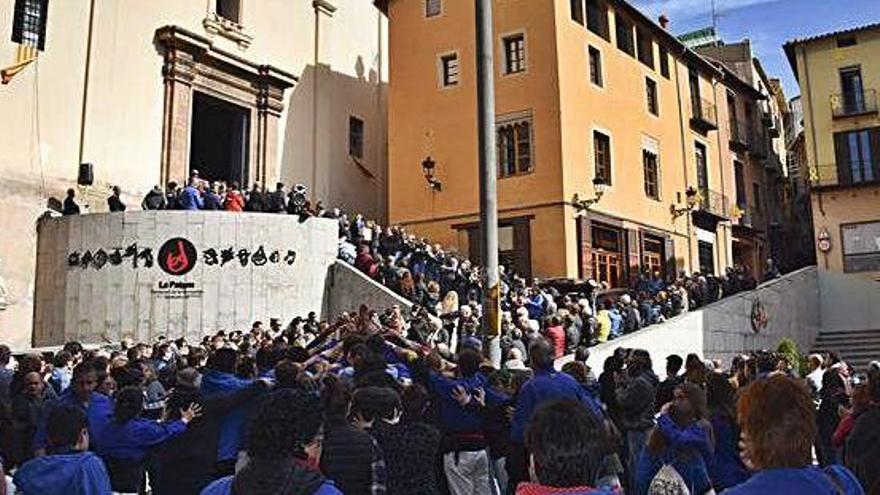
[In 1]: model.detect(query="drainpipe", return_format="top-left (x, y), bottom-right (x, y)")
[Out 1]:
top-left (77, 0), bottom-right (96, 166)
top-left (673, 51), bottom-right (694, 274)
top-left (712, 79), bottom-right (730, 271)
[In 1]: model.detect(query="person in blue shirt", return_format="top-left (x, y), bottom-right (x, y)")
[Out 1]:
top-left (96, 385), bottom-right (200, 493)
top-left (201, 389), bottom-right (342, 495)
top-left (48, 351), bottom-right (73, 395)
top-left (14, 406), bottom-right (112, 495)
top-left (424, 347), bottom-right (509, 494)
top-left (508, 339), bottom-right (605, 489)
top-left (200, 347), bottom-right (258, 477)
top-left (723, 374), bottom-right (864, 495)
top-left (34, 362), bottom-right (113, 454)
top-left (179, 178), bottom-right (204, 210)
top-left (706, 372), bottom-right (750, 491)
top-left (635, 382), bottom-right (714, 495)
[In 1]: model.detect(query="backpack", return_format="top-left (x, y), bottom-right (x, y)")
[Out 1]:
top-left (649, 463), bottom-right (717, 495)
top-left (649, 464), bottom-right (691, 495)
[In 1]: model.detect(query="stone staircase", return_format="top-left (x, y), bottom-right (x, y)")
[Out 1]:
top-left (811, 329), bottom-right (880, 371)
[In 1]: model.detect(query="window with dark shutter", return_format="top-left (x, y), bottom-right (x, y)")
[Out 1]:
top-left (586, 0), bottom-right (609, 40)
top-left (589, 46), bottom-right (603, 87)
top-left (571, 0), bottom-right (584, 25)
top-left (646, 78), bottom-right (659, 115)
top-left (504, 34), bottom-right (526, 74)
top-left (11, 0), bottom-right (49, 51)
top-left (616, 17), bottom-right (634, 56)
top-left (497, 118), bottom-right (533, 177)
top-left (593, 131), bottom-right (612, 185)
top-left (659, 46), bottom-right (670, 78)
top-left (643, 150), bottom-right (659, 199)
top-left (349, 116), bottom-right (364, 160)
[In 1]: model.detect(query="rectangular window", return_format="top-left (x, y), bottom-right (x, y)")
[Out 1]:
top-left (216, 0), bottom-right (241, 23)
top-left (646, 78), bottom-right (659, 116)
top-left (659, 46), bottom-right (670, 78)
top-left (643, 150), bottom-right (659, 199)
top-left (571, 0), bottom-right (584, 25)
top-left (591, 224), bottom-right (622, 288)
top-left (689, 70), bottom-right (701, 116)
top-left (425, 0), bottom-right (441, 17)
top-left (753, 182), bottom-right (762, 213)
top-left (593, 130), bottom-right (612, 185)
top-left (734, 161), bottom-right (747, 208)
top-left (842, 221), bottom-right (880, 273)
top-left (588, 46), bottom-right (603, 87)
top-left (698, 240), bottom-right (715, 276)
top-left (636, 29), bottom-right (654, 68)
top-left (497, 118), bottom-right (533, 177)
top-left (504, 34), bottom-right (526, 74)
top-left (615, 16), bottom-right (634, 56)
top-left (834, 128), bottom-right (877, 185)
top-left (695, 142), bottom-right (709, 192)
top-left (840, 67), bottom-right (865, 114)
top-left (440, 53), bottom-right (459, 87)
top-left (11, 0), bottom-right (48, 50)
top-left (349, 116), bottom-right (364, 160)
top-left (837, 36), bottom-right (857, 48)
top-left (586, 0), bottom-right (609, 40)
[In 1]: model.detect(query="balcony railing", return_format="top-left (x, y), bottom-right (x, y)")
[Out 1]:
top-left (729, 119), bottom-right (751, 151)
top-left (831, 89), bottom-right (879, 118)
top-left (690, 98), bottom-right (718, 132)
top-left (764, 153), bottom-right (784, 174)
top-left (696, 187), bottom-right (730, 219)
top-left (748, 127), bottom-right (768, 158)
top-left (810, 162), bottom-right (880, 189)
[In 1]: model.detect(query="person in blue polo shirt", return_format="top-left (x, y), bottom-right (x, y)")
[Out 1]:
top-left (14, 406), bottom-right (112, 495)
top-left (96, 386), bottom-right (201, 493)
top-left (34, 362), bottom-right (113, 455)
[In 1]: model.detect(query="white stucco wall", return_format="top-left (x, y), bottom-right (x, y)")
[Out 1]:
top-left (575, 266), bottom-right (821, 376)
top-left (33, 212), bottom-right (338, 347)
top-left (818, 270), bottom-right (880, 333)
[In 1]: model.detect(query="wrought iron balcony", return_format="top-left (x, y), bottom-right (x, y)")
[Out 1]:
top-left (729, 119), bottom-right (751, 152)
top-left (810, 162), bottom-right (880, 189)
top-left (690, 97), bottom-right (718, 132)
top-left (831, 89), bottom-right (878, 119)
top-left (767, 115), bottom-right (781, 138)
top-left (748, 127), bottom-right (768, 158)
top-left (695, 187), bottom-right (730, 219)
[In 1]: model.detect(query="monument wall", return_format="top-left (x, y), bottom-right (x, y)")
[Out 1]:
top-left (33, 212), bottom-right (338, 347)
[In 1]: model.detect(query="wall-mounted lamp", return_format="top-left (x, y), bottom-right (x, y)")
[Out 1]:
top-left (422, 156), bottom-right (442, 192)
top-left (573, 177), bottom-right (608, 214)
top-left (670, 186), bottom-right (699, 219)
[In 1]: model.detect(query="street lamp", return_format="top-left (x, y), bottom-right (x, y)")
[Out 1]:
top-left (670, 186), bottom-right (699, 219)
top-left (422, 156), bottom-right (442, 192)
top-left (572, 177), bottom-right (608, 214)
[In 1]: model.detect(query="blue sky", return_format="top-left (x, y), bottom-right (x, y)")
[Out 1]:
top-left (631, 0), bottom-right (880, 99)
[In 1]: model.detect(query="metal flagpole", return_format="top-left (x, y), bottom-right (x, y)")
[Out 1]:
top-left (475, 0), bottom-right (501, 367)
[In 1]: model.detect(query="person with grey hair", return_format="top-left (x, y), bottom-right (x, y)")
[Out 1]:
top-left (179, 177), bottom-right (203, 211)
top-left (807, 353), bottom-right (825, 395)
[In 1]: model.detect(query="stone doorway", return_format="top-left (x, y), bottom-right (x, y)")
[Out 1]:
top-left (190, 91), bottom-right (250, 185)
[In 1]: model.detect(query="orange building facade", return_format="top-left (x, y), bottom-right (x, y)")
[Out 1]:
top-left (379, 0), bottom-right (786, 286)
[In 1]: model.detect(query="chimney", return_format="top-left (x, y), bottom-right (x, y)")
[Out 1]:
top-left (659, 13), bottom-right (669, 30)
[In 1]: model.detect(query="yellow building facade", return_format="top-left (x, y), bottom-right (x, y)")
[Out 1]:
top-left (785, 24), bottom-right (880, 277)
top-left (380, 0), bottom-right (786, 285)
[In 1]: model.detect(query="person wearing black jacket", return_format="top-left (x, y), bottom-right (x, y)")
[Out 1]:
top-left (107, 186), bottom-right (126, 212)
top-left (266, 183), bottom-right (287, 213)
top-left (152, 368), bottom-right (267, 495)
top-left (319, 376), bottom-right (387, 495)
top-left (244, 183), bottom-right (265, 212)
top-left (141, 185), bottom-right (167, 210)
top-left (62, 188), bottom-right (80, 215)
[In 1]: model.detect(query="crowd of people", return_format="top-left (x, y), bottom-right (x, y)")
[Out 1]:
top-left (0, 302), bottom-right (877, 495)
top-left (60, 176), bottom-right (776, 353)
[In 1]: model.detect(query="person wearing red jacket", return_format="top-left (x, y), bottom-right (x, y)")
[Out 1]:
top-left (544, 316), bottom-right (566, 359)
top-left (223, 182), bottom-right (245, 212)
